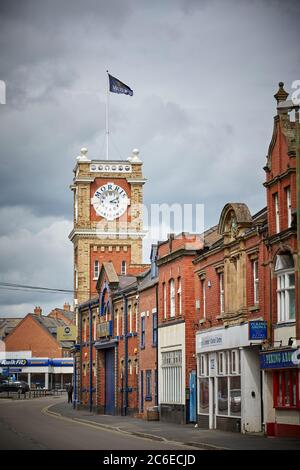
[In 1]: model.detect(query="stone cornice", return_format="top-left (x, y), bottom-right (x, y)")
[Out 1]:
top-left (263, 167), bottom-right (296, 188)
top-left (69, 228), bottom-right (148, 242)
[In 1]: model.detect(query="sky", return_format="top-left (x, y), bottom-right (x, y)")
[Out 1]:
top-left (0, 0), bottom-right (299, 316)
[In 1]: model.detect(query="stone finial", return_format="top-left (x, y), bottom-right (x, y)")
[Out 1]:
top-left (128, 148), bottom-right (141, 163)
top-left (274, 82), bottom-right (289, 103)
top-left (76, 147), bottom-right (89, 161)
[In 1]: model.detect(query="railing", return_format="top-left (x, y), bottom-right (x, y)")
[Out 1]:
top-left (0, 388), bottom-right (66, 399)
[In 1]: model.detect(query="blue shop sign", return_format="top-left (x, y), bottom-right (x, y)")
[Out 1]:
top-left (260, 349), bottom-right (297, 369)
top-left (0, 359), bottom-right (28, 367)
top-left (249, 320), bottom-right (268, 340)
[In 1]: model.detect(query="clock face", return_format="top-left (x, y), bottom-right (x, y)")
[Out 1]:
top-left (91, 182), bottom-right (129, 221)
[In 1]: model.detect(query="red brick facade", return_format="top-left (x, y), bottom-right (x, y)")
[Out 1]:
top-left (5, 314), bottom-right (64, 357)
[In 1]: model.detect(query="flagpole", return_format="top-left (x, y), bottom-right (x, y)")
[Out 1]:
top-left (106, 70), bottom-right (109, 160)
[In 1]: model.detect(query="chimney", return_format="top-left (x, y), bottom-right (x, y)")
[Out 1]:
top-left (34, 306), bottom-right (42, 316)
top-left (63, 302), bottom-right (71, 312)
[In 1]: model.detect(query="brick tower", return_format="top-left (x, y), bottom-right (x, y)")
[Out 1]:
top-left (69, 148), bottom-right (146, 305)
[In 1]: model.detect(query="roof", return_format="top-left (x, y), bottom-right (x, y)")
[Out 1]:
top-left (49, 308), bottom-right (74, 321)
top-left (0, 318), bottom-right (22, 339)
top-left (138, 269), bottom-right (158, 292)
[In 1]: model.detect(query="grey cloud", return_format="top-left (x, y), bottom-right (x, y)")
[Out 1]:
top-left (0, 0), bottom-right (299, 315)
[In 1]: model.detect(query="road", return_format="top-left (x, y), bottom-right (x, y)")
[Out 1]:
top-left (0, 397), bottom-right (192, 450)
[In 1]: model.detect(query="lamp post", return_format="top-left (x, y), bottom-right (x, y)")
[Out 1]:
top-left (277, 98), bottom-right (300, 341)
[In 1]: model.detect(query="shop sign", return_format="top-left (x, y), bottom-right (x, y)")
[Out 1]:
top-left (249, 320), bottom-right (267, 340)
top-left (98, 320), bottom-right (113, 338)
top-left (0, 359), bottom-right (28, 367)
top-left (260, 349), bottom-right (297, 369)
top-left (57, 325), bottom-right (77, 342)
top-left (197, 334), bottom-right (223, 349)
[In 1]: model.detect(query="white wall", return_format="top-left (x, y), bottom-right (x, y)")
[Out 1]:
top-left (241, 347), bottom-right (262, 433)
top-left (158, 322), bottom-right (185, 405)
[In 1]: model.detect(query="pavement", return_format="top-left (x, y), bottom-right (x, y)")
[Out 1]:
top-left (50, 400), bottom-right (300, 450)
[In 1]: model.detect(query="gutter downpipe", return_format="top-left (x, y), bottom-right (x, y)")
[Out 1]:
top-left (89, 304), bottom-right (93, 413)
top-left (123, 294), bottom-right (128, 416)
top-left (155, 282), bottom-right (159, 406)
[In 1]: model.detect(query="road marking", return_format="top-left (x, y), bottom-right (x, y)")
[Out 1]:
top-left (41, 403), bottom-right (197, 449)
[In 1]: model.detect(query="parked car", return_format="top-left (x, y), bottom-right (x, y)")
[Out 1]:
top-left (0, 380), bottom-right (30, 394)
top-left (230, 389), bottom-right (241, 413)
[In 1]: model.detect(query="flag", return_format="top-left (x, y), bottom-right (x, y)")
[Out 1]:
top-left (108, 74), bottom-right (133, 96)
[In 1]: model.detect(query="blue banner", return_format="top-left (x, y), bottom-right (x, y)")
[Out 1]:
top-left (260, 349), bottom-right (297, 369)
top-left (108, 74), bottom-right (133, 96)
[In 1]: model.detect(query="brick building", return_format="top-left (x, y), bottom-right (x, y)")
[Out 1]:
top-left (194, 83), bottom-right (299, 436)
top-left (138, 245), bottom-right (158, 417)
top-left (72, 83), bottom-right (299, 436)
top-left (156, 233), bottom-right (203, 424)
top-left (3, 306), bottom-right (74, 389)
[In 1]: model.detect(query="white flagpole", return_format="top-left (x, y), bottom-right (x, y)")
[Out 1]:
top-left (106, 70), bottom-right (109, 160)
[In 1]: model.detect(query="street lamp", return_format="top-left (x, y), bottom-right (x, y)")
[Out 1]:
top-left (277, 98), bottom-right (300, 342)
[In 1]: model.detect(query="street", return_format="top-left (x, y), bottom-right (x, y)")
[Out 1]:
top-left (0, 397), bottom-right (193, 450)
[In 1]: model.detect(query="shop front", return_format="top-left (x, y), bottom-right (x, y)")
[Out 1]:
top-left (0, 355), bottom-right (73, 389)
top-left (196, 323), bottom-right (263, 433)
top-left (261, 347), bottom-right (300, 437)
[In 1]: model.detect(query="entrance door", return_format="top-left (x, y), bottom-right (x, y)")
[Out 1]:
top-left (140, 371), bottom-right (144, 413)
top-left (189, 371), bottom-right (197, 422)
top-left (105, 348), bottom-right (115, 414)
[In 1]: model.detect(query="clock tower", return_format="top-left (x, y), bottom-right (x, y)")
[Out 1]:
top-left (69, 148), bottom-right (147, 305)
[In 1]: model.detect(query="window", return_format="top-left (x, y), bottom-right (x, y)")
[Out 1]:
top-left (163, 283), bottom-right (167, 319)
top-left (231, 350), bottom-right (239, 374)
top-left (116, 309), bottom-right (119, 336)
top-left (177, 277), bottom-right (182, 316)
top-left (253, 260), bottom-right (259, 305)
top-left (219, 272), bottom-right (224, 313)
top-left (75, 265), bottom-right (78, 290)
top-left (135, 303), bottom-right (138, 332)
top-left (75, 189), bottom-right (78, 222)
top-left (218, 352), bottom-right (227, 375)
top-left (273, 370), bottom-right (299, 409)
top-left (161, 350), bottom-right (182, 404)
top-left (275, 254), bottom-right (295, 323)
top-left (93, 315), bottom-right (97, 340)
top-left (128, 304), bottom-right (132, 334)
top-left (202, 280), bottom-right (206, 318)
top-left (200, 354), bottom-right (207, 376)
top-left (83, 318), bottom-right (87, 342)
top-left (121, 260), bottom-right (126, 275)
top-left (277, 272), bottom-right (295, 322)
top-left (274, 193), bottom-right (280, 233)
top-left (286, 187), bottom-right (292, 228)
top-left (93, 260), bottom-right (99, 280)
top-left (152, 311), bottom-right (157, 346)
top-left (141, 316), bottom-right (145, 348)
top-left (216, 349), bottom-right (241, 418)
top-left (198, 353), bottom-right (209, 414)
top-left (170, 279), bottom-right (175, 317)
top-left (146, 370), bottom-right (152, 400)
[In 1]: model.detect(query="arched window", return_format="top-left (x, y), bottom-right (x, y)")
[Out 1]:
top-left (169, 279), bottom-right (175, 318)
top-left (275, 253), bottom-right (295, 323)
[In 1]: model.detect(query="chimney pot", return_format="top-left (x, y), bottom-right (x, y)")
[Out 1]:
top-left (34, 306), bottom-right (42, 316)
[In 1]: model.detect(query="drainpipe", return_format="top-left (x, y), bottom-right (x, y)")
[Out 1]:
top-left (73, 352), bottom-right (77, 410)
top-left (78, 307), bottom-right (82, 406)
top-left (89, 304), bottom-right (93, 413)
top-left (123, 294), bottom-right (128, 416)
top-left (155, 282), bottom-right (159, 406)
